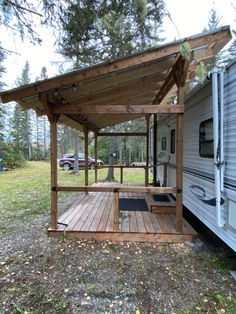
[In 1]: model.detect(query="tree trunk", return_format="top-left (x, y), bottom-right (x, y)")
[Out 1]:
top-left (26, 110), bottom-right (32, 159)
top-left (43, 116), bottom-right (47, 159)
top-left (72, 131), bottom-right (79, 175)
top-left (105, 136), bottom-right (115, 181)
top-left (36, 116), bottom-right (39, 160)
top-left (119, 138), bottom-right (123, 165)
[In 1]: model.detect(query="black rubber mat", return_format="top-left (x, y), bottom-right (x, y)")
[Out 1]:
top-left (119, 198), bottom-right (149, 211)
top-left (153, 194), bottom-right (170, 202)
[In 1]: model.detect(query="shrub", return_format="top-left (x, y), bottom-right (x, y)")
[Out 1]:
top-left (0, 141), bottom-right (26, 168)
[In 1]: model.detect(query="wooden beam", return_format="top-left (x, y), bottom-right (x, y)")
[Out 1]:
top-left (163, 162), bottom-right (168, 187)
top-left (54, 104), bottom-right (184, 115)
top-left (0, 27), bottom-right (231, 104)
top-left (98, 132), bottom-right (147, 137)
top-left (120, 166), bottom-right (123, 184)
top-left (54, 90), bottom-right (157, 112)
top-left (66, 114), bottom-right (98, 133)
top-left (39, 93), bottom-right (60, 123)
top-left (153, 114), bottom-right (158, 185)
top-left (84, 125), bottom-right (89, 189)
top-left (176, 86), bottom-right (184, 232)
top-left (94, 133), bottom-right (98, 183)
top-left (40, 92), bottom-right (59, 230)
top-left (55, 185), bottom-right (177, 194)
top-left (72, 88), bottom-right (158, 107)
top-left (63, 75), bottom-right (165, 105)
top-left (145, 115), bottom-right (150, 186)
top-left (174, 55), bottom-right (191, 87)
top-left (113, 190), bottom-right (119, 231)
top-left (50, 119), bottom-right (58, 230)
top-left (152, 54), bottom-right (183, 105)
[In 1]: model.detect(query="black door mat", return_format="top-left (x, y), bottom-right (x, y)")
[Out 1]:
top-left (153, 194), bottom-right (170, 202)
top-left (119, 198), bottom-right (149, 211)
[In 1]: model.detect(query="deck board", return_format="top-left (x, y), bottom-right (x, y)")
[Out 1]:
top-left (97, 193), bottom-right (113, 231)
top-left (121, 211), bottom-right (130, 232)
top-left (129, 211), bottom-right (138, 233)
top-left (49, 183), bottom-right (197, 243)
top-left (80, 192), bottom-right (105, 231)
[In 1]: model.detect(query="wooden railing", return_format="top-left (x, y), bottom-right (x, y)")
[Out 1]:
top-left (94, 161), bottom-right (168, 187)
top-left (95, 164), bottom-right (148, 185)
top-left (55, 185), bottom-right (176, 231)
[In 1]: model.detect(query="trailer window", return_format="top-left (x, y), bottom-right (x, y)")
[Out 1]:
top-left (170, 129), bottom-right (175, 154)
top-left (199, 118), bottom-right (214, 158)
top-left (161, 137), bottom-right (166, 151)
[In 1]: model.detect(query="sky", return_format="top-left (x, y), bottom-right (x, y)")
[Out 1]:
top-left (2, 0), bottom-right (236, 89)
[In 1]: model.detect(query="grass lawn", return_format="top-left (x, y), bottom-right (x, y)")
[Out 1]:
top-left (1, 162), bottom-right (236, 314)
top-left (0, 161), bottom-right (146, 233)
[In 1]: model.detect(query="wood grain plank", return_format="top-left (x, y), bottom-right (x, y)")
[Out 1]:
top-left (48, 230), bottom-right (195, 243)
top-left (136, 211), bottom-right (147, 233)
top-left (156, 213), bottom-right (172, 233)
top-left (120, 211), bottom-right (130, 232)
top-left (148, 213), bottom-right (162, 233)
top-left (129, 211), bottom-right (138, 233)
top-left (70, 192), bottom-right (101, 231)
top-left (97, 192), bottom-right (113, 231)
top-left (142, 212), bottom-right (154, 233)
top-left (80, 192), bottom-right (104, 231)
top-left (105, 193), bottom-right (116, 232)
top-left (88, 193), bottom-right (109, 231)
top-left (60, 194), bottom-right (92, 230)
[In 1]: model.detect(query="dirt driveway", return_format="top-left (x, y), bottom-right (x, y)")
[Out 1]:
top-left (0, 200), bottom-right (236, 314)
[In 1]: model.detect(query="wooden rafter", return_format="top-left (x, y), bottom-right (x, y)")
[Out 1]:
top-left (64, 83), bottom-right (161, 107)
top-left (0, 26), bottom-right (231, 105)
top-left (39, 93), bottom-right (60, 123)
top-left (98, 132), bottom-right (147, 136)
top-left (54, 104), bottom-right (184, 115)
top-left (66, 114), bottom-right (98, 133)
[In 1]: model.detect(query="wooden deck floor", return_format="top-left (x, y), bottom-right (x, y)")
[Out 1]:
top-left (48, 183), bottom-right (197, 243)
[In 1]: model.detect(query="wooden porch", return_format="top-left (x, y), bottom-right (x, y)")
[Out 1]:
top-left (0, 26), bottom-right (231, 243)
top-left (48, 183), bottom-right (197, 242)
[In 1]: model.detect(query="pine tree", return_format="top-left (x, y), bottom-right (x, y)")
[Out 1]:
top-left (203, 5), bottom-right (222, 31)
top-left (0, 44), bottom-right (6, 141)
top-left (58, 0), bottom-right (165, 181)
top-left (228, 30), bottom-right (236, 61)
top-left (35, 66), bottom-right (50, 159)
top-left (203, 5), bottom-right (223, 68)
top-left (11, 61), bottom-right (32, 159)
top-left (58, 0), bottom-right (166, 67)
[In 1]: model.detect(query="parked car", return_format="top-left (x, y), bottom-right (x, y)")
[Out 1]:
top-left (59, 153), bottom-right (104, 171)
top-left (131, 161), bottom-right (146, 167)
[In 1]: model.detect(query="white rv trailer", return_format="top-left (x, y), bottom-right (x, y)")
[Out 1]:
top-left (156, 60), bottom-right (236, 252)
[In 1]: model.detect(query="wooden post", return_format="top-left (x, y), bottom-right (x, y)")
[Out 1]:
top-left (94, 132), bottom-right (98, 183)
top-left (120, 166), bottom-right (123, 184)
top-left (84, 126), bottom-right (89, 190)
top-left (153, 113), bottom-right (158, 185)
top-left (40, 93), bottom-right (60, 231)
top-left (145, 115), bottom-right (150, 186)
top-left (113, 189), bottom-right (119, 231)
top-left (163, 162), bottom-right (168, 187)
top-left (50, 118), bottom-right (59, 230)
top-left (176, 86), bottom-right (184, 232)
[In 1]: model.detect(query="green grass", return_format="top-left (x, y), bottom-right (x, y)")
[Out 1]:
top-left (0, 161), bottom-right (146, 231)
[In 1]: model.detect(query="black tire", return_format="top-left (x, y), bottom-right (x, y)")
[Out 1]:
top-left (90, 163), bottom-right (95, 170)
top-left (63, 163), bottom-right (71, 171)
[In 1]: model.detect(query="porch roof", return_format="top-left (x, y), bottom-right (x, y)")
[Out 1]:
top-left (0, 26), bottom-right (231, 132)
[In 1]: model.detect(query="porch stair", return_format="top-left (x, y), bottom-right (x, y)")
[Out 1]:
top-left (145, 193), bottom-right (176, 214)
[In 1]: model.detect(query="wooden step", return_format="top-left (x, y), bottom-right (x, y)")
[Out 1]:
top-left (145, 193), bottom-right (176, 213)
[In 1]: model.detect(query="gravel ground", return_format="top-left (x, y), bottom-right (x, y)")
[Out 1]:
top-left (0, 197), bottom-right (236, 314)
